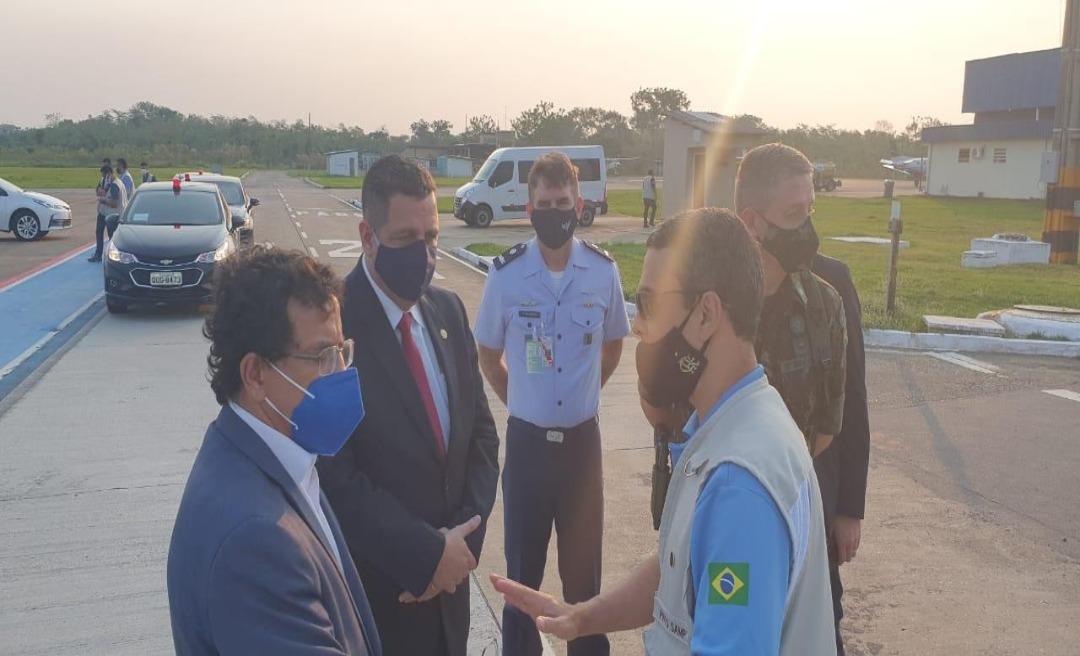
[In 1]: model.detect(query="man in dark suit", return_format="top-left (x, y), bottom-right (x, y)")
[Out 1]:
top-left (168, 246), bottom-right (381, 655)
top-left (318, 155), bottom-right (500, 656)
top-left (811, 253), bottom-right (870, 656)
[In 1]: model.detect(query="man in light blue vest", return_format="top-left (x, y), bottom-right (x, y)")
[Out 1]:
top-left (492, 208), bottom-right (835, 655)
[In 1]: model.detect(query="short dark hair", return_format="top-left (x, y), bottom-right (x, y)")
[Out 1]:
top-left (203, 246), bottom-right (342, 405)
top-left (734, 142), bottom-right (813, 213)
top-left (99, 164), bottom-right (112, 175)
top-left (361, 155), bottom-right (437, 230)
top-left (116, 158), bottom-right (128, 170)
top-left (646, 207), bottom-right (764, 341)
top-left (140, 161), bottom-right (149, 168)
top-left (647, 169), bottom-right (654, 176)
top-left (527, 151), bottom-right (579, 203)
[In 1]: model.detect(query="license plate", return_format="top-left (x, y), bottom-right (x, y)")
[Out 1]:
top-left (150, 271), bottom-right (183, 286)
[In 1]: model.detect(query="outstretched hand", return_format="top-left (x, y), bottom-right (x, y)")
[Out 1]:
top-left (490, 573), bottom-right (585, 642)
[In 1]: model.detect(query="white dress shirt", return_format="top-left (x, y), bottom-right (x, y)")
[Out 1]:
top-left (362, 256), bottom-right (451, 446)
top-left (229, 401), bottom-right (343, 568)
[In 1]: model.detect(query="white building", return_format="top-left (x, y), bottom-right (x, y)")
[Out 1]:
top-left (922, 49), bottom-right (1058, 200)
top-left (326, 150), bottom-right (360, 177)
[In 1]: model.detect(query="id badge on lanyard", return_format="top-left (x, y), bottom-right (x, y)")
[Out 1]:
top-left (525, 322), bottom-right (554, 374)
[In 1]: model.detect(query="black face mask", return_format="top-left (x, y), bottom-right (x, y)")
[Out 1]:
top-left (531, 207), bottom-right (577, 249)
top-left (636, 303), bottom-right (709, 408)
top-left (373, 236), bottom-right (436, 302)
top-left (760, 215), bottom-right (820, 273)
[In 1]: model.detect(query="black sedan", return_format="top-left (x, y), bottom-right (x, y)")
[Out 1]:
top-left (103, 180), bottom-right (245, 313)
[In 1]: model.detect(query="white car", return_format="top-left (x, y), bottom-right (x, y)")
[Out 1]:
top-left (0, 177), bottom-right (73, 241)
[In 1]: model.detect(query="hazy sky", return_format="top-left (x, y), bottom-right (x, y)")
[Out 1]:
top-left (1, 0), bottom-right (1066, 134)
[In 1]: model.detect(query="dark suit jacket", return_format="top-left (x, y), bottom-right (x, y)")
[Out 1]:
top-left (811, 254), bottom-right (871, 521)
top-left (167, 405), bottom-right (381, 656)
top-left (318, 264), bottom-right (500, 656)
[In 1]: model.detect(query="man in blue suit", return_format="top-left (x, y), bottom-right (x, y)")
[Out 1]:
top-left (168, 246), bottom-right (381, 655)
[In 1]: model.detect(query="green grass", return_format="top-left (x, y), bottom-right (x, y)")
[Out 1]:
top-left (471, 196), bottom-right (1080, 331)
top-left (288, 170), bottom-right (471, 189)
top-left (606, 189), bottom-right (662, 218)
top-left (0, 166), bottom-right (250, 189)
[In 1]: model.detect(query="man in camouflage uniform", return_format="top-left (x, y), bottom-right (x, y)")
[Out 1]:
top-left (736, 143), bottom-right (862, 656)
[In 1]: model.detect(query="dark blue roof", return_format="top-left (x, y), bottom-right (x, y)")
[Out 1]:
top-left (962, 48), bottom-right (1060, 113)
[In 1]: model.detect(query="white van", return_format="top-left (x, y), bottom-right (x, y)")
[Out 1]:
top-left (453, 145), bottom-right (608, 228)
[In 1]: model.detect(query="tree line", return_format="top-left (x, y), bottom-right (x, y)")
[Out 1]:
top-left (0, 92), bottom-right (934, 178)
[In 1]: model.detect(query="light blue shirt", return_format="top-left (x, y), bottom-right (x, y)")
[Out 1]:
top-left (474, 238), bottom-right (631, 428)
top-left (229, 401), bottom-right (343, 568)
top-left (675, 366), bottom-right (808, 655)
top-left (120, 170), bottom-right (135, 198)
top-left (362, 256), bottom-right (451, 444)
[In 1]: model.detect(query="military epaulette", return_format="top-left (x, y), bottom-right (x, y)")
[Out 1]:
top-left (492, 243), bottom-right (527, 271)
top-left (581, 240), bottom-right (614, 262)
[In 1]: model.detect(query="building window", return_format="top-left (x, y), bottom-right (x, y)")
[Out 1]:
top-left (958, 148), bottom-right (971, 163)
top-left (993, 148), bottom-right (1007, 164)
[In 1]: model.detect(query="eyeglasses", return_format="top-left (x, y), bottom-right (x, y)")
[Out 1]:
top-left (284, 339), bottom-right (355, 376)
top-left (634, 290), bottom-right (697, 321)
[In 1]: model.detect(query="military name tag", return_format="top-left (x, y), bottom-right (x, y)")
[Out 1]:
top-left (584, 333), bottom-right (593, 345)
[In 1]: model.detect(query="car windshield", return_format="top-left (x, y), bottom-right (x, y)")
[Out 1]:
top-left (472, 157), bottom-right (499, 183)
top-left (122, 190), bottom-right (224, 226)
top-left (212, 181), bottom-right (245, 206)
top-left (0, 178), bottom-right (24, 194)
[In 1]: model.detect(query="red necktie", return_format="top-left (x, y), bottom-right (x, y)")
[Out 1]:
top-left (398, 313), bottom-right (445, 460)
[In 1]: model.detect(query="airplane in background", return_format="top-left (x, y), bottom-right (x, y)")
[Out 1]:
top-left (605, 157), bottom-right (639, 174)
top-left (881, 156), bottom-right (928, 188)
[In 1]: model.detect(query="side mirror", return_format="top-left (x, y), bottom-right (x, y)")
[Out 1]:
top-left (248, 197), bottom-right (260, 208)
top-left (488, 178), bottom-right (498, 188)
top-left (231, 215), bottom-right (247, 231)
top-left (105, 214), bottom-right (120, 231)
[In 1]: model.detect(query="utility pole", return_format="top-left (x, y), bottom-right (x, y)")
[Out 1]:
top-left (1044, 0), bottom-right (1080, 264)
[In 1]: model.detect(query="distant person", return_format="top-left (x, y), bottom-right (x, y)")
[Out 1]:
top-left (318, 155), bottom-right (500, 656)
top-left (491, 209), bottom-right (837, 655)
top-left (89, 165), bottom-right (127, 263)
top-left (116, 158), bottom-right (135, 197)
top-left (642, 169), bottom-right (657, 227)
top-left (167, 246), bottom-right (381, 655)
top-left (140, 162), bottom-right (156, 185)
top-left (96, 158), bottom-right (112, 197)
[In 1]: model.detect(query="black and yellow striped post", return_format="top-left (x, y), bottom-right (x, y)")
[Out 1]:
top-left (1045, 0), bottom-right (1080, 265)
top-left (1044, 171), bottom-right (1080, 265)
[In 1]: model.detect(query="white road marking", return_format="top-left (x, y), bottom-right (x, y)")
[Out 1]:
top-left (0, 333), bottom-right (57, 379)
top-left (300, 232), bottom-right (308, 239)
top-left (0, 291), bottom-right (104, 378)
top-left (928, 352), bottom-right (1002, 376)
top-left (1044, 389), bottom-right (1080, 403)
top-left (438, 248), bottom-right (488, 278)
top-left (308, 246), bottom-right (319, 258)
top-left (319, 240), bottom-right (365, 258)
top-left (433, 271), bottom-right (445, 280)
top-left (295, 222), bottom-right (302, 228)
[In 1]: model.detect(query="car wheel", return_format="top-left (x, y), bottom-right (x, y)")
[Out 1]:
top-left (825, 179), bottom-right (837, 192)
top-left (579, 204), bottom-right (596, 227)
top-left (473, 205), bottom-right (493, 228)
top-left (12, 210), bottom-right (43, 241)
top-left (106, 297), bottom-right (128, 314)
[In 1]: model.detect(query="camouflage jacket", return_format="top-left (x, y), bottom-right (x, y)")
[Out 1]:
top-left (755, 271), bottom-right (848, 453)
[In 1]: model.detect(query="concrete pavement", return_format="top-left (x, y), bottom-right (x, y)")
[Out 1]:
top-left (2, 171), bottom-right (1078, 655)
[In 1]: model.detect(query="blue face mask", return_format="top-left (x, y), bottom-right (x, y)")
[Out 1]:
top-left (264, 363), bottom-right (365, 456)
top-left (373, 235), bottom-right (436, 303)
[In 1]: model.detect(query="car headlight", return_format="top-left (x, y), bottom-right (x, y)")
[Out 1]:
top-left (196, 241), bottom-right (234, 264)
top-left (107, 242), bottom-right (138, 264)
top-left (33, 198), bottom-right (67, 210)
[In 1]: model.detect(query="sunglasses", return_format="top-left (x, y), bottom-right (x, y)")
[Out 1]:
top-left (634, 289), bottom-right (698, 321)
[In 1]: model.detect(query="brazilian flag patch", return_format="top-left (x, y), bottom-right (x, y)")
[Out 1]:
top-left (708, 562), bottom-right (749, 605)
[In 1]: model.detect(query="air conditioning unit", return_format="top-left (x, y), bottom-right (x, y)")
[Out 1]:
top-left (971, 146), bottom-right (985, 159)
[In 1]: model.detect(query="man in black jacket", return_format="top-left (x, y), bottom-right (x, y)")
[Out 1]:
top-left (811, 253), bottom-right (870, 656)
top-left (318, 156), bottom-right (500, 656)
